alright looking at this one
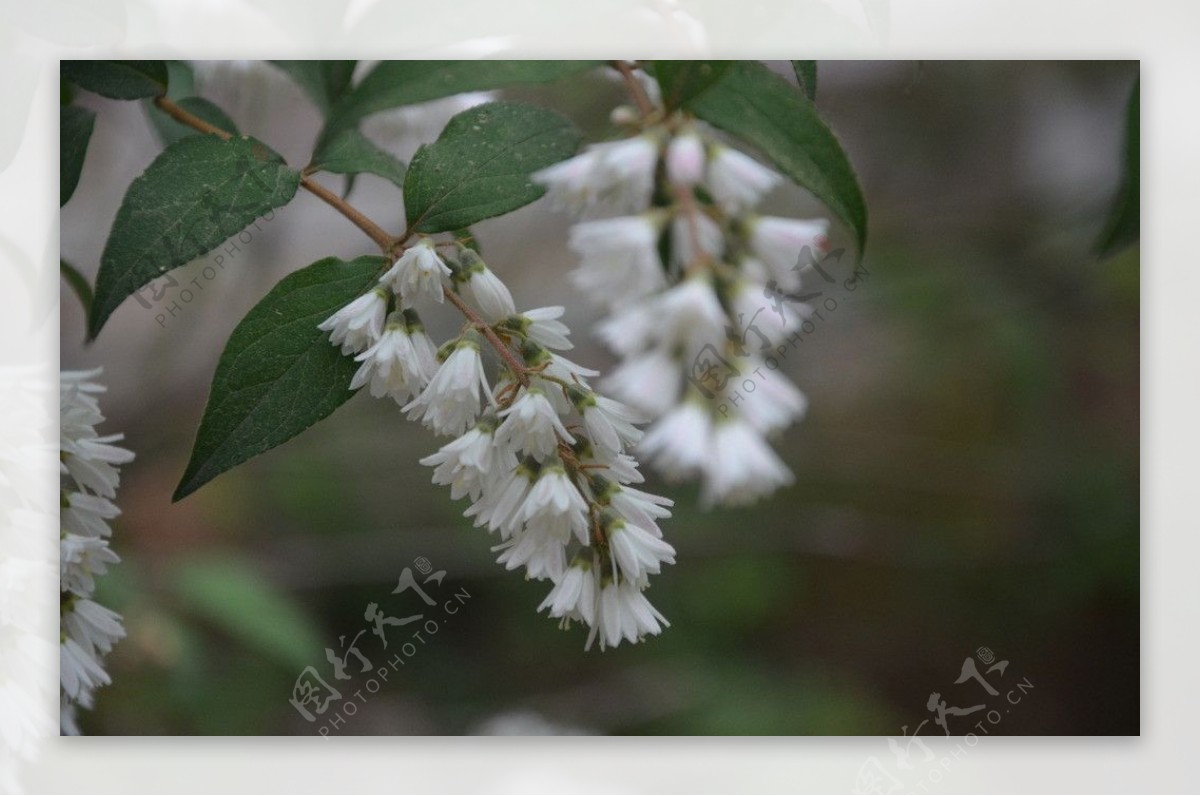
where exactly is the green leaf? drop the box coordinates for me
[170,554,324,671]
[652,61,732,109]
[687,61,867,253]
[310,128,406,189]
[173,255,385,501]
[791,60,817,101]
[322,60,597,145]
[60,105,95,206]
[151,96,240,145]
[271,60,356,115]
[404,101,581,234]
[89,135,301,339]
[60,260,93,314]
[1098,78,1139,258]
[61,60,168,100]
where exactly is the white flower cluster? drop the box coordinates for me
[533,73,830,506]
[319,240,676,650]
[60,369,132,735]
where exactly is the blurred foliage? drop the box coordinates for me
[77,61,1138,736]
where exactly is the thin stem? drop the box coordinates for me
[443,290,530,386]
[674,184,713,276]
[154,96,396,253]
[613,60,655,118]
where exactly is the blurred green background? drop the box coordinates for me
[60,60,1139,735]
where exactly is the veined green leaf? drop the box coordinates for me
[270,60,356,115]
[404,101,581,234]
[791,60,817,101]
[60,105,95,206]
[322,60,597,145]
[687,61,866,253]
[310,128,406,189]
[89,135,301,339]
[62,60,168,100]
[173,255,386,501]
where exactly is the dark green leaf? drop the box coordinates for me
[653,61,733,109]
[270,60,356,115]
[687,61,867,253]
[61,60,168,100]
[173,255,385,501]
[60,260,93,314]
[60,105,95,206]
[404,101,581,234]
[791,60,817,101]
[1098,78,1139,258]
[322,60,597,145]
[151,96,240,145]
[170,555,323,670]
[310,128,405,188]
[89,135,301,339]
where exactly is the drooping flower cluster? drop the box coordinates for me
[319,239,676,650]
[534,65,829,506]
[60,369,132,735]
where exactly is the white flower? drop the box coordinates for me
[568,215,667,306]
[350,315,431,405]
[749,216,830,281]
[495,387,574,460]
[461,259,516,321]
[578,393,646,458]
[538,560,598,626]
[62,599,124,656]
[61,534,119,596]
[318,287,388,355]
[734,361,808,434]
[595,301,657,357]
[464,460,536,534]
[607,518,676,582]
[600,349,684,418]
[654,275,727,355]
[404,338,491,436]
[671,209,724,269]
[702,418,793,505]
[730,280,810,346]
[588,579,669,651]
[533,135,660,214]
[61,435,134,499]
[63,492,119,538]
[60,637,110,699]
[493,523,568,581]
[519,306,573,351]
[706,145,781,211]
[606,483,674,536]
[639,401,713,478]
[519,464,589,545]
[380,239,452,306]
[666,130,706,186]
[419,419,510,502]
